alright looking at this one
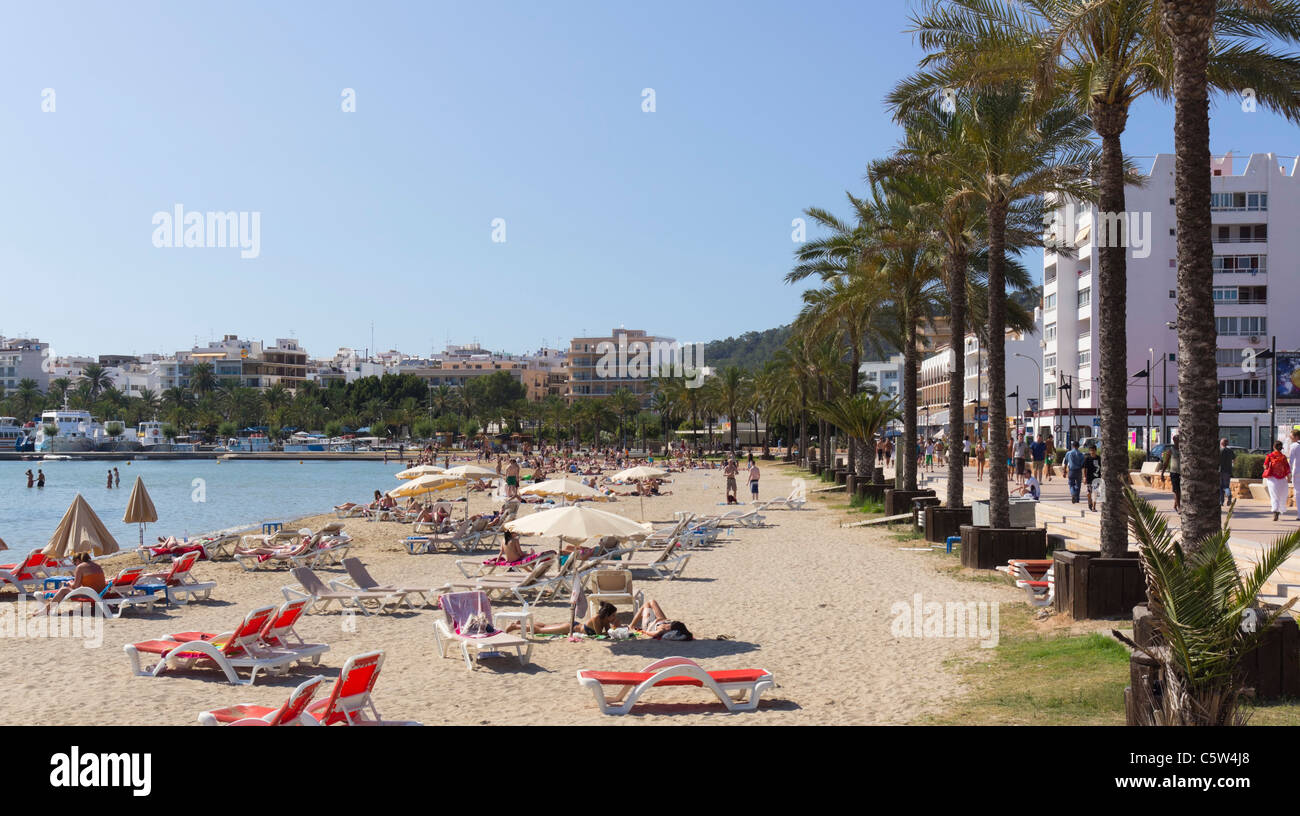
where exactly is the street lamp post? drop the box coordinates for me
[1013,352,1041,438]
[1134,362,1151,453]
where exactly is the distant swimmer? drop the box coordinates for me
[114,467,120,487]
[37,469,45,488]
[107,469,113,489]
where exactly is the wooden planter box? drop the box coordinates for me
[1129,604,1300,706]
[924,505,972,544]
[884,488,935,517]
[858,482,891,503]
[959,525,1047,570]
[1053,550,1146,620]
[911,496,942,533]
[809,463,821,476]
[834,469,848,486]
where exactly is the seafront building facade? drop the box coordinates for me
[0,337,50,394]
[565,329,675,407]
[1042,152,1300,449]
[916,323,1043,444]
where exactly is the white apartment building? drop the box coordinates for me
[860,354,904,399]
[1043,151,1297,449]
[0,337,50,394]
[916,322,1042,442]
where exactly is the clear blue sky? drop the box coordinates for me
[3,1,1297,361]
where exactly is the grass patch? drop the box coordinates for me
[927,621,1131,725]
[889,524,925,543]
[848,493,885,514]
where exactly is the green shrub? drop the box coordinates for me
[1233,453,1266,479]
[1127,449,1147,471]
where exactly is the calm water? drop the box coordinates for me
[0,459,402,552]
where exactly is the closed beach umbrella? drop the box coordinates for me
[122,476,158,547]
[521,477,604,502]
[44,494,120,558]
[395,464,445,480]
[504,504,650,542]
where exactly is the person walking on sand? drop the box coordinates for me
[505,458,520,499]
[747,461,760,501]
[723,458,738,504]
[1264,441,1291,522]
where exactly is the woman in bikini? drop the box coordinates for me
[505,602,620,636]
[630,598,694,641]
[37,553,106,615]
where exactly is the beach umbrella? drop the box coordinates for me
[520,478,604,504]
[609,466,667,520]
[395,464,445,480]
[610,466,667,481]
[387,473,466,499]
[442,464,500,479]
[122,476,159,547]
[504,504,651,542]
[44,494,120,558]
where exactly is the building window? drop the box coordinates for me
[1044,293,1056,310]
[1213,286,1238,303]
[1080,388,1091,400]
[1045,323,1056,342]
[1043,353,1056,371]
[1210,192,1268,212]
[1078,350,1090,367]
[1212,254,1266,273]
[1216,316,1267,336]
[1044,383,1056,399]
[1219,379,1265,398]
[1076,287,1091,308]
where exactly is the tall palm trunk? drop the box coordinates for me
[945,246,968,508]
[1165,0,1220,547]
[847,339,860,476]
[1094,100,1132,558]
[800,403,809,468]
[987,199,1010,527]
[902,317,919,490]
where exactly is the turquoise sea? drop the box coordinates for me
[0,460,402,552]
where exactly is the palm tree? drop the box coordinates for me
[711,367,753,454]
[607,388,640,449]
[262,384,291,426]
[80,363,111,398]
[1160,0,1300,543]
[189,362,217,397]
[874,103,983,508]
[48,377,72,407]
[815,392,901,476]
[13,378,41,422]
[903,0,1300,556]
[1118,489,1300,724]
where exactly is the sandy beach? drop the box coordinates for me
[1,465,1022,725]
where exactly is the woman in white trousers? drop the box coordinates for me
[1263,441,1292,522]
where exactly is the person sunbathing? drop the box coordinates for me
[497,531,530,563]
[505,602,620,637]
[630,599,694,641]
[36,553,106,616]
[234,532,311,558]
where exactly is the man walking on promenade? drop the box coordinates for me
[1013,433,1029,486]
[1064,440,1086,504]
[1030,434,1046,481]
[1219,438,1236,507]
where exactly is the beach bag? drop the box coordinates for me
[1266,454,1291,480]
[461,612,493,636]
